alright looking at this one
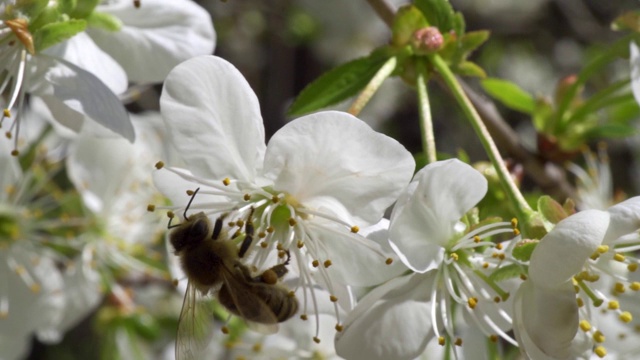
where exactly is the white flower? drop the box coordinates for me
[566,144,614,211]
[335,159,520,360]
[513,197,640,359]
[153,55,415,340]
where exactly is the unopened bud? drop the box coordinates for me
[411,27,444,54]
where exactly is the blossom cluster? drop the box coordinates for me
[1,1,640,360]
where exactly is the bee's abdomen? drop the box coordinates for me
[255,285,299,322]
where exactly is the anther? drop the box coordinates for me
[258,232,266,239]
[276,243,284,251]
[223,178,231,186]
[631,282,640,291]
[288,291,295,297]
[608,301,620,310]
[313,337,321,344]
[350,226,359,233]
[454,338,462,346]
[489,335,498,343]
[300,314,308,320]
[252,343,262,352]
[134,0,141,7]
[260,242,268,248]
[613,253,626,262]
[513,228,521,236]
[473,235,481,243]
[146,204,155,212]
[167,211,175,219]
[323,260,332,268]
[236,220,244,227]
[221,326,230,334]
[493,296,501,303]
[330,295,338,302]
[154,161,164,169]
[385,258,393,265]
[628,263,638,272]
[5,132,11,139]
[278,250,286,258]
[596,245,609,254]
[271,195,279,203]
[496,243,503,250]
[312,260,319,267]
[577,298,585,307]
[438,337,445,346]
[297,240,304,248]
[450,253,459,261]
[335,324,344,332]
[594,346,607,358]
[620,312,633,323]
[519,274,527,281]
[243,194,251,201]
[467,297,478,309]
[482,262,489,268]
[267,226,275,233]
[593,331,605,343]
[289,218,297,226]
[11,150,18,157]
[172,279,179,287]
[3,109,10,117]
[511,218,518,227]
[614,282,626,293]
[580,320,591,331]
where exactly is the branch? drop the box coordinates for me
[366,0,395,28]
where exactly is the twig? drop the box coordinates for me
[365,0,395,28]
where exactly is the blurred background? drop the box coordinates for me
[24,0,640,358]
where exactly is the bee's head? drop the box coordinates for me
[169,212,211,253]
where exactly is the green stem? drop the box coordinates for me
[416,59,437,164]
[348,56,397,116]
[430,54,532,220]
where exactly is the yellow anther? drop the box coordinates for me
[258,232,266,238]
[243,194,251,201]
[620,311,633,323]
[473,235,481,243]
[385,258,393,265]
[276,243,284,251]
[223,178,231,186]
[289,218,297,226]
[597,245,609,254]
[10,150,18,157]
[496,243,503,250]
[594,346,607,358]
[3,109,10,117]
[5,18,35,54]
[300,314,308,320]
[511,218,518,227]
[467,297,478,309]
[146,204,155,212]
[267,226,275,233]
[608,301,620,310]
[498,253,505,260]
[312,260,319,267]
[221,326,230,334]
[260,242,268,248]
[520,274,527,281]
[278,250,286,259]
[454,338,462,346]
[630,282,640,291]
[614,282,626,293]
[330,295,338,302]
[335,324,344,332]
[167,211,175,219]
[271,195,279,203]
[297,240,304,248]
[450,253,459,261]
[576,297,585,307]
[236,219,244,227]
[593,330,605,343]
[613,253,626,262]
[481,262,489,269]
[154,161,164,169]
[324,260,332,268]
[252,343,262,352]
[313,337,321,344]
[628,263,638,272]
[489,335,498,343]
[186,190,194,196]
[438,337,445,346]
[350,226,359,233]
[513,228,521,236]
[579,320,592,331]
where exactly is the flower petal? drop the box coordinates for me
[604,196,640,244]
[89,0,215,83]
[263,111,415,225]
[529,209,609,289]
[513,280,578,359]
[335,273,433,360]
[160,56,265,181]
[389,159,486,272]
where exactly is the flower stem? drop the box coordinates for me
[416,59,437,164]
[429,54,532,219]
[348,56,397,116]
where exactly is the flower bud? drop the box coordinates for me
[411,27,444,54]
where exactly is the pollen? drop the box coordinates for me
[154,161,164,169]
[223,178,231,186]
[146,204,155,212]
[323,260,332,268]
[350,226,359,233]
[385,258,393,265]
[467,297,478,309]
[594,346,607,358]
[450,253,459,261]
[620,311,632,323]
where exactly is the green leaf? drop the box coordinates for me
[454,61,486,78]
[481,78,536,113]
[70,0,99,19]
[86,11,122,32]
[14,0,49,18]
[392,5,428,47]
[583,123,637,140]
[57,0,76,15]
[612,10,640,32]
[488,263,524,282]
[33,19,86,52]
[287,52,391,117]
[511,239,539,262]
[458,30,490,57]
[414,0,456,33]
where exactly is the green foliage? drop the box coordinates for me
[392,5,429,46]
[33,19,86,52]
[69,0,100,19]
[86,11,123,32]
[13,0,49,18]
[481,78,535,113]
[612,10,640,32]
[287,51,392,116]
[489,263,524,282]
[511,239,538,262]
[414,0,463,34]
[537,195,569,227]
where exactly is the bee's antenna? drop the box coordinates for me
[184,187,201,219]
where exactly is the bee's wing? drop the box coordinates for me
[220,266,279,334]
[175,281,214,360]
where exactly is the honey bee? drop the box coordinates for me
[169,188,298,359]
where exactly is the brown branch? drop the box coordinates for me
[365,0,395,28]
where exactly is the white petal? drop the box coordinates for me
[513,281,577,360]
[37,57,134,141]
[604,196,640,244]
[335,273,433,360]
[42,32,127,94]
[90,0,215,83]
[631,42,640,106]
[389,159,486,272]
[263,111,415,225]
[529,210,609,289]
[160,56,265,182]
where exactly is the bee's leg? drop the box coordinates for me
[255,251,290,285]
[238,207,255,258]
[212,212,229,241]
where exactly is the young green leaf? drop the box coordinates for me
[287,53,392,117]
[481,78,536,114]
[392,5,428,47]
[414,0,457,33]
[70,0,100,19]
[33,19,86,52]
[454,60,486,78]
[86,11,123,32]
[583,123,637,140]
